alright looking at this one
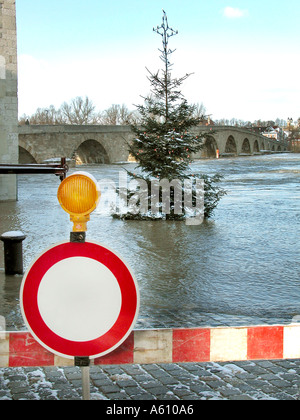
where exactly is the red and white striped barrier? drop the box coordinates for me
[1,325,300,368]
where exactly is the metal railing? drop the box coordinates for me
[0,157,69,181]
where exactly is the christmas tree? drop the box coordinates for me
[115,10,225,222]
[129,10,204,181]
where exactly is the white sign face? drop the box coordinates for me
[37,257,122,342]
[20,241,139,359]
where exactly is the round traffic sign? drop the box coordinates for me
[20,241,139,360]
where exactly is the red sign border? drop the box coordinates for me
[20,241,139,360]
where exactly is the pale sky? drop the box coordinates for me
[16,0,300,122]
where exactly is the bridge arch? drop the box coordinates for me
[253,140,259,153]
[241,138,251,154]
[202,136,218,158]
[19,146,37,164]
[74,139,110,165]
[225,136,237,155]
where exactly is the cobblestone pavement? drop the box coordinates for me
[1,359,300,400]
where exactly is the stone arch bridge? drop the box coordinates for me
[18,125,288,164]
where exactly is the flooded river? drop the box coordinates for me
[0,153,299,330]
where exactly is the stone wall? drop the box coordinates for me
[0,0,18,201]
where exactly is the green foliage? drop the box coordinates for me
[200,173,227,219]
[113,173,226,221]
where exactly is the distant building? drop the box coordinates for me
[262,127,287,142]
[199,115,215,126]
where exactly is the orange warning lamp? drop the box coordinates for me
[57,172,101,232]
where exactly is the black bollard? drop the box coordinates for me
[0,231,26,275]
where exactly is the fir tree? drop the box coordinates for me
[115,11,226,221]
[129,10,205,181]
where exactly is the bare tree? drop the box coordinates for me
[18,97,141,126]
[60,96,100,125]
[100,104,134,125]
[192,102,207,119]
[19,105,64,125]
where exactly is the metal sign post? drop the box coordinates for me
[71,231,90,401]
[75,357,90,401]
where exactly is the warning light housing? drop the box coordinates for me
[57,172,101,232]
